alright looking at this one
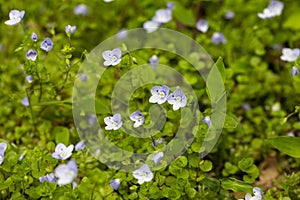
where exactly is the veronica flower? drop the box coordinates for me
[242,187,263,200]
[39,173,57,183]
[196,19,209,33]
[40,37,53,52]
[211,32,226,44]
[26,49,37,61]
[152,9,172,23]
[21,97,29,107]
[167,88,187,110]
[258,0,284,19]
[152,152,164,164]
[149,55,159,69]
[152,138,165,147]
[149,85,170,104]
[292,66,299,77]
[130,110,145,128]
[110,179,121,190]
[202,116,212,127]
[280,48,300,62]
[166,2,175,10]
[0,142,7,165]
[143,20,161,33]
[132,164,153,185]
[55,160,78,186]
[72,182,78,189]
[65,25,76,35]
[102,48,122,66]
[4,10,25,26]
[104,113,123,130]
[88,114,97,125]
[26,75,33,83]
[74,4,89,16]
[225,11,235,20]
[116,28,128,40]
[52,143,74,160]
[75,141,85,151]
[31,32,38,42]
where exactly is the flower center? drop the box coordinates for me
[113,122,117,126]
[68,171,74,177]
[111,55,117,61]
[60,152,66,158]
[176,96,181,102]
[159,92,165,98]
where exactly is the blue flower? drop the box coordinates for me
[149,85,170,104]
[31,32,38,42]
[75,141,85,151]
[19,153,25,161]
[152,152,163,164]
[143,20,161,33]
[102,48,122,66]
[202,116,212,127]
[110,179,121,190]
[211,32,226,44]
[104,114,123,130]
[4,10,25,26]
[280,48,300,62]
[225,11,235,20]
[52,143,74,160]
[65,25,76,35]
[88,114,97,125]
[116,28,128,40]
[0,142,7,165]
[26,49,37,61]
[21,97,29,107]
[166,2,175,10]
[80,74,87,82]
[130,110,145,128]
[292,66,299,77]
[196,19,209,33]
[149,55,159,69]
[244,187,263,200]
[72,181,78,189]
[132,164,153,185]
[167,88,187,110]
[55,160,78,186]
[74,4,89,16]
[40,37,53,52]
[39,173,57,183]
[152,9,172,23]
[152,138,165,147]
[258,0,284,19]
[26,75,33,83]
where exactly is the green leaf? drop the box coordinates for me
[206,58,226,104]
[266,136,300,158]
[224,113,239,128]
[215,57,226,83]
[172,4,195,26]
[283,12,300,30]
[199,160,213,172]
[221,178,253,193]
[0,177,13,190]
[54,126,70,145]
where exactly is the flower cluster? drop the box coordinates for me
[149,85,187,110]
[143,2,173,33]
[38,141,84,186]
